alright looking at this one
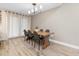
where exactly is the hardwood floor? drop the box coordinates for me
[0,37,79,56]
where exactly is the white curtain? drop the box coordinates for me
[8,13,13,37]
[7,12,30,38]
[20,16,28,36]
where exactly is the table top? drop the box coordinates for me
[31,30,54,36]
[37,32,49,36]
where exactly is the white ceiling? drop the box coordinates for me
[0,3,62,15]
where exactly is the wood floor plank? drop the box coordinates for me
[0,37,79,56]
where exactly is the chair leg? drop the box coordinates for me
[28,40,30,43]
[31,40,33,45]
[38,40,40,50]
[0,42,1,47]
[48,40,50,45]
[34,42,35,48]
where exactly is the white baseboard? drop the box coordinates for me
[50,39,79,50]
[8,36,24,39]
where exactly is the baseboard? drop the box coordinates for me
[50,39,79,50]
[8,36,24,39]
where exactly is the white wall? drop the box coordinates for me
[31,3,79,46]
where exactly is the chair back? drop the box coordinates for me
[40,29,43,32]
[32,33,40,42]
[28,30,33,38]
[45,29,50,33]
[24,29,28,36]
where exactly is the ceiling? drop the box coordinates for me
[0,3,62,15]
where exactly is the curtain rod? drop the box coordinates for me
[4,10,27,16]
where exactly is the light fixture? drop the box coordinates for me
[28,10,31,14]
[31,9,34,12]
[28,3,43,15]
[35,7,38,11]
[39,5,43,9]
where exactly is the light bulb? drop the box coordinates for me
[40,5,43,9]
[28,11,31,14]
[35,7,38,11]
[31,9,34,12]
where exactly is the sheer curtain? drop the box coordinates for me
[20,16,28,36]
[7,12,31,38]
[7,13,20,38]
[8,12,13,37]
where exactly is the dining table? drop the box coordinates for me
[36,31,50,49]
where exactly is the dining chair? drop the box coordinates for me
[24,29,28,41]
[27,30,34,44]
[32,31,41,50]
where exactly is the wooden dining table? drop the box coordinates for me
[37,31,50,49]
[31,30,49,36]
